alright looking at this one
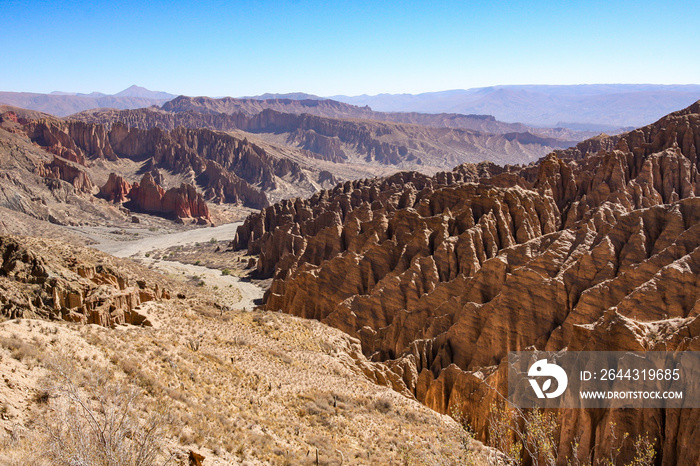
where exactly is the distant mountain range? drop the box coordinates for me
[243,92,325,101]
[0,85,177,116]
[158,95,590,139]
[329,84,700,130]
[3,84,700,132]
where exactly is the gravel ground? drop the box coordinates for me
[83,222,264,311]
[84,222,242,258]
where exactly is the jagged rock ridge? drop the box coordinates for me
[0,112,129,229]
[160,95,594,139]
[36,156,96,194]
[232,101,700,464]
[0,106,353,230]
[0,235,170,326]
[23,118,281,209]
[123,173,211,223]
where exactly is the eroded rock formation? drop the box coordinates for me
[100,173,132,203]
[233,101,700,464]
[26,119,117,164]
[36,156,95,194]
[159,95,588,140]
[71,105,573,168]
[121,173,211,223]
[24,119,280,209]
[0,235,170,326]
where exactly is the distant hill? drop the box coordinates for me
[74,97,578,172]
[244,92,325,101]
[160,95,594,140]
[330,84,700,129]
[161,95,363,118]
[0,85,176,117]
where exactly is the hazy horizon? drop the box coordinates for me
[4,82,700,100]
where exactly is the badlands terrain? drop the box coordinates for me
[0,89,698,464]
[232,100,700,465]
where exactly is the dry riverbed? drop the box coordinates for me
[83,222,265,311]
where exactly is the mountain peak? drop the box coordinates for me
[113,85,175,100]
[117,84,146,93]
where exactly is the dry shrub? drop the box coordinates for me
[37,357,172,466]
[460,400,657,466]
[268,349,293,364]
[372,397,392,414]
[0,336,41,363]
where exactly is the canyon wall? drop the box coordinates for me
[24,119,282,209]
[72,105,573,168]
[125,173,211,222]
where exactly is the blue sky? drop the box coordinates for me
[2,0,699,96]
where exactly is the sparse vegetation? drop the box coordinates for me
[453,401,657,466]
[39,358,170,466]
[0,306,473,464]
[0,235,483,465]
[372,397,392,414]
[0,335,41,364]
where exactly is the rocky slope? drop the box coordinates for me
[0,111,131,229]
[232,101,700,464]
[0,106,384,234]
[72,105,575,171]
[36,155,96,194]
[33,115,311,203]
[24,118,287,209]
[0,235,170,326]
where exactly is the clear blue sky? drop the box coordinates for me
[2,0,699,96]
